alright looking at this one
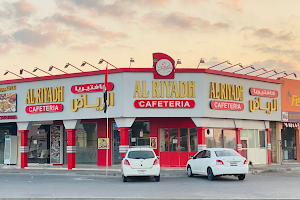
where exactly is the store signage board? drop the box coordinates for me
[0,115,17,120]
[26,104,63,113]
[71,82,114,93]
[210,100,244,111]
[250,88,278,98]
[153,53,175,79]
[134,100,195,108]
[282,111,300,123]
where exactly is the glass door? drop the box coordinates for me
[169,128,179,166]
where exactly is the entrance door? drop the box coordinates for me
[161,128,189,167]
[282,127,297,160]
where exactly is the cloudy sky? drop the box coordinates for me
[0,0,299,80]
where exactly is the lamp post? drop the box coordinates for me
[129,58,135,68]
[81,61,101,70]
[4,70,24,79]
[65,63,84,72]
[98,59,117,69]
[48,65,67,74]
[197,58,205,69]
[20,69,38,77]
[33,67,52,76]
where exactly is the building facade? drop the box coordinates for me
[0,53,282,169]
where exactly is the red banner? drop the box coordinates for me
[250,88,278,98]
[71,82,114,93]
[134,100,195,108]
[0,115,17,120]
[210,100,244,111]
[26,104,63,113]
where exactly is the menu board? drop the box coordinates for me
[50,125,63,164]
[0,93,17,113]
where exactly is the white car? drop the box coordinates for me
[121,147,160,182]
[186,148,248,181]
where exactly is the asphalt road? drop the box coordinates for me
[1,171,300,199]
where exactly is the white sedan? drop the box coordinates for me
[121,147,160,182]
[186,148,248,181]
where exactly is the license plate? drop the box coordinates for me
[230,161,238,166]
[138,170,146,174]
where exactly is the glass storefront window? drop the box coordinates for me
[169,128,178,151]
[129,121,150,146]
[224,130,236,149]
[214,129,223,148]
[240,129,259,148]
[259,130,266,148]
[76,122,97,164]
[206,129,213,148]
[189,128,197,152]
[112,122,120,165]
[180,128,188,152]
[160,128,168,152]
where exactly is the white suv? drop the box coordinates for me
[121,147,160,182]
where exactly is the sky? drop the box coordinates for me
[0,0,300,80]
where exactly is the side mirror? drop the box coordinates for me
[157,156,159,159]
[118,156,123,160]
[190,156,194,159]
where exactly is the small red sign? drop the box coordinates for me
[250,88,278,98]
[0,115,17,120]
[71,82,114,93]
[134,100,195,108]
[210,100,244,111]
[153,53,175,79]
[26,104,63,113]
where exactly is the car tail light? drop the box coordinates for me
[244,160,247,164]
[216,160,224,165]
[124,159,130,166]
[153,158,159,165]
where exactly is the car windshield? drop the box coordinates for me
[128,150,155,159]
[214,149,240,157]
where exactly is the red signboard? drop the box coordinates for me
[250,88,278,98]
[26,104,63,113]
[210,100,244,111]
[153,53,175,79]
[0,115,17,120]
[71,82,114,93]
[134,100,195,108]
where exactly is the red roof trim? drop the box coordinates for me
[0,68,281,85]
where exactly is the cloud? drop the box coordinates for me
[252,28,296,41]
[12,29,60,48]
[13,0,37,17]
[141,12,230,31]
[253,28,274,38]
[56,0,136,19]
[130,0,171,6]
[69,43,99,51]
[216,0,242,12]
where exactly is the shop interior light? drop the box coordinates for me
[244,67,266,75]
[3,70,24,79]
[20,69,38,77]
[129,58,135,68]
[208,60,231,69]
[197,58,205,69]
[256,69,277,77]
[98,58,118,69]
[64,63,83,72]
[48,65,68,74]
[233,65,255,73]
[81,61,101,70]
[33,67,53,76]
[220,63,243,71]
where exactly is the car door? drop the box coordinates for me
[191,151,204,174]
[199,150,211,174]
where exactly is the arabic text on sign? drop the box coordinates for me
[0,86,16,92]
[0,115,17,120]
[210,100,244,111]
[134,100,195,108]
[71,82,114,94]
[249,97,278,114]
[250,88,278,98]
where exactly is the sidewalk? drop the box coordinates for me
[1,161,300,177]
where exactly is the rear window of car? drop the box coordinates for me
[214,150,240,157]
[128,150,155,159]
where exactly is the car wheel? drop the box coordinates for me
[207,168,215,181]
[238,174,246,180]
[155,175,160,182]
[122,174,127,182]
[187,166,194,177]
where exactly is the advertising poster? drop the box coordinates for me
[98,138,109,149]
[0,93,17,113]
[150,137,157,149]
[50,125,63,164]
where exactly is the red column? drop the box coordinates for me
[266,128,272,165]
[19,130,29,169]
[236,128,242,154]
[118,127,130,162]
[66,129,76,170]
[197,127,207,151]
